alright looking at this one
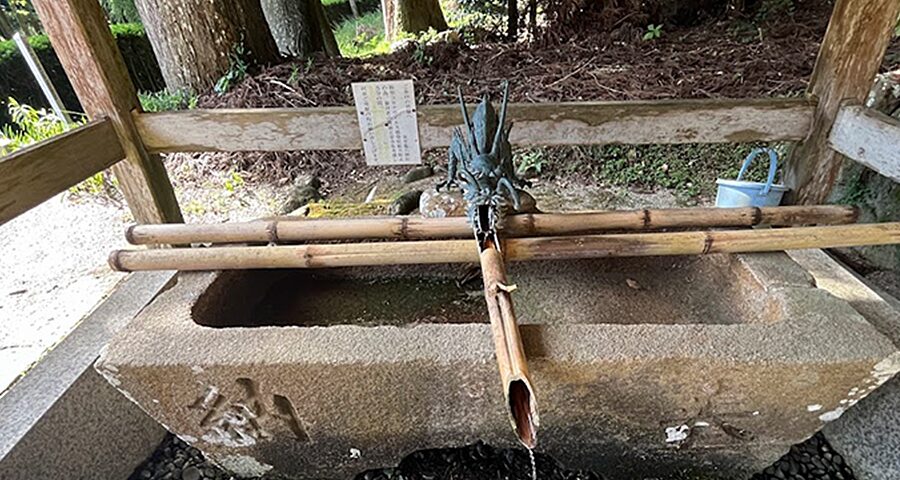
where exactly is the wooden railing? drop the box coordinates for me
[133,97,814,152]
[0,119,123,225]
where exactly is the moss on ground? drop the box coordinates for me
[519,142,787,202]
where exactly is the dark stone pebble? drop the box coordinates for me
[128,435,231,480]
[751,432,856,480]
[181,466,201,480]
[403,165,435,184]
[388,189,423,215]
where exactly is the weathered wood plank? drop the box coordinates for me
[135,97,815,153]
[784,0,900,204]
[829,105,900,182]
[0,120,124,225]
[32,0,182,224]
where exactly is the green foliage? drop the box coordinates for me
[642,23,663,41]
[215,41,250,94]
[411,41,434,66]
[333,10,392,57]
[0,24,164,127]
[0,0,42,37]
[517,149,547,176]
[0,98,115,196]
[139,89,198,112]
[223,170,245,192]
[0,97,79,155]
[100,0,141,23]
[443,0,505,40]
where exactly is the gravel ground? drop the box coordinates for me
[132,432,854,480]
[128,435,234,480]
[0,193,129,394]
[0,168,281,397]
[752,433,854,480]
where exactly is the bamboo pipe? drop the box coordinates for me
[480,241,538,448]
[124,205,859,245]
[109,222,900,272]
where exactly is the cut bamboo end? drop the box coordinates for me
[123,205,859,246]
[109,222,900,272]
[508,376,539,449]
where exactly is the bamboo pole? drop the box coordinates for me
[124,205,859,245]
[109,222,900,272]
[480,241,538,448]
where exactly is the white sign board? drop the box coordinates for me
[351,80,422,166]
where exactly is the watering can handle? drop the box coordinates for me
[736,148,779,196]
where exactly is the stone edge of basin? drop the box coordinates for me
[97,252,899,369]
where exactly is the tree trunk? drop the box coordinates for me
[134,0,280,92]
[261,0,341,58]
[383,0,448,41]
[349,0,360,18]
[527,0,536,38]
[507,0,518,41]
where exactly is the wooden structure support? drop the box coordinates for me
[31,0,182,224]
[829,105,900,182]
[784,0,900,204]
[0,120,123,225]
[134,98,814,152]
[108,222,900,272]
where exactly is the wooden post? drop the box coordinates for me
[31,0,182,224]
[784,0,900,204]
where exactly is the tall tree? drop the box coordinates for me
[134,0,280,92]
[381,0,448,42]
[507,0,518,40]
[261,0,340,58]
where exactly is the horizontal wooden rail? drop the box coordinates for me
[135,97,815,153]
[829,105,900,182]
[0,119,124,225]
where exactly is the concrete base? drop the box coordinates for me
[0,272,174,480]
[96,254,900,479]
[791,250,900,480]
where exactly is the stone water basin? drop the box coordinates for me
[97,253,900,479]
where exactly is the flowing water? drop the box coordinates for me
[528,447,537,480]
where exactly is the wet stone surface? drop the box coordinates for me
[132,432,855,480]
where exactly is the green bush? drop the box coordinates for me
[0,23,165,127]
[0,98,76,155]
[101,0,142,24]
[138,89,198,112]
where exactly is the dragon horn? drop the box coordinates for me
[458,86,479,155]
[491,81,510,156]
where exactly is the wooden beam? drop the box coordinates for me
[134,98,814,153]
[31,0,182,224]
[829,105,900,182]
[784,0,900,204]
[0,120,124,225]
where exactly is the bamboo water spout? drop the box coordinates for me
[123,205,859,246]
[480,239,538,448]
